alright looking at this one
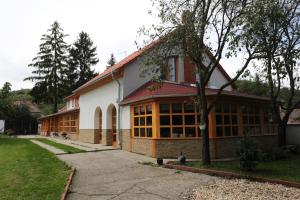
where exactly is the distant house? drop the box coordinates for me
[39,42,278,159]
[286,108,300,145]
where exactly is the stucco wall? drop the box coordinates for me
[287,125,300,145]
[79,78,130,130]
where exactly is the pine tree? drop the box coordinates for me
[25,21,69,113]
[68,31,99,90]
[107,53,116,68]
[1,82,12,99]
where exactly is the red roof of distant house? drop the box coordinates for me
[121,81,271,105]
[14,100,41,113]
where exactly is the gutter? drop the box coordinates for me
[111,71,122,149]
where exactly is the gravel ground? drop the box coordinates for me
[194,179,300,200]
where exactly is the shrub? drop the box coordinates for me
[260,147,289,162]
[236,137,260,171]
[287,145,300,155]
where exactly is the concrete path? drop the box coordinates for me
[46,137,115,152]
[30,139,66,155]
[58,150,218,200]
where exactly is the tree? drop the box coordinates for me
[107,53,116,68]
[241,0,300,146]
[139,0,261,165]
[25,21,69,113]
[1,82,12,98]
[68,31,99,90]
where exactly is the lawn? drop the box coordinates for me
[0,136,70,200]
[35,138,85,154]
[186,154,300,183]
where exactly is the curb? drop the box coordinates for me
[164,161,300,189]
[60,167,76,200]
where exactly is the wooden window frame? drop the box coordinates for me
[158,102,201,139]
[132,104,153,138]
[241,104,261,136]
[215,103,239,138]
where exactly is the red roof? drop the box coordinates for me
[121,81,271,105]
[73,41,158,93]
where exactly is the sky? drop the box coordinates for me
[0,0,242,91]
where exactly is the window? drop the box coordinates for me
[241,105,261,136]
[263,106,278,135]
[161,57,178,82]
[58,112,78,134]
[133,104,152,138]
[215,103,238,137]
[159,102,200,138]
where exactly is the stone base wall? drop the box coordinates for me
[210,135,278,159]
[79,129,99,143]
[102,129,113,146]
[131,138,153,157]
[120,129,131,151]
[155,139,202,159]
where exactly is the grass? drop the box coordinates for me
[0,136,70,200]
[35,138,85,154]
[186,154,300,183]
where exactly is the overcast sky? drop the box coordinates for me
[0,0,242,91]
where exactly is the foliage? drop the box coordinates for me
[25,21,69,113]
[236,137,260,171]
[67,31,99,91]
[0,82,12,98]
[239,0,300,146]
[260,147,288,162]
[0,137,70,200]
[107,53,116,68]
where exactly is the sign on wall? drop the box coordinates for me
[0,120,5,133]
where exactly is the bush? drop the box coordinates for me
[260,147,289,162]
[287,145,300,155]
[237,137,260,171]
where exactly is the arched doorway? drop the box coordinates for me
[94,107,102,144]
[107,104,117,146]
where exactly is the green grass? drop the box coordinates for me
[186,155,300,183]
[0,136,70,200]
[35,138,85,154]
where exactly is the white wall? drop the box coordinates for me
[79,77,130,130]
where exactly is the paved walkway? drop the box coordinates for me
[58,150,218,200]
[31,139,66,154]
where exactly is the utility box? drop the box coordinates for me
[0,120,5,133]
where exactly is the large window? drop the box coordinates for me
[58,112,78,134]
[159,102,200,138]
[133,104,153,138]
[161,57,178,82]
[215,104,238,137]
[241,105,261,136]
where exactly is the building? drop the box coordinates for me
[40,43,278,159]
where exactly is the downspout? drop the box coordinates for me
[111,71,122,149]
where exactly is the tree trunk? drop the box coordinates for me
[278,120,287,147]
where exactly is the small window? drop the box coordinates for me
[160,104,170,113]
[160,128,171,138]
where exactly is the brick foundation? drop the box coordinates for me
[131,138,153,157]
[78,129,99,143]
[120,129,131,151]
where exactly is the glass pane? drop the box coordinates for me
[255,116,260,124]
[184,103,194,113]
[223,104,230,113]
[140,106,145,115]
[172,103,182,113]
[232,126,238,136]
[160,128,171,138]
[134,128,139,137]
[146,105,152,114]
[225,127,231,136]
[160,104,170,113]
[243,116,248,124]
[215,104,222,113]
[185,127,196,137]
[185,115,195,125]
[140,128,145,137]
[140,117,145,126]
[134,107,139,115]
[172,127,183,137]
[224,115,230,124]
[249,116,255,124]
[216,115,223,125]
[147,128,152,137]
[168,57,176,82]
[231,105,237,113]
[216,127,223,137]
[241,105,247,113]
[146,116,152,126]
[232,115,237,124]
[172,115,183,125]
[160,116,170,125]
[134,117,139,126]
